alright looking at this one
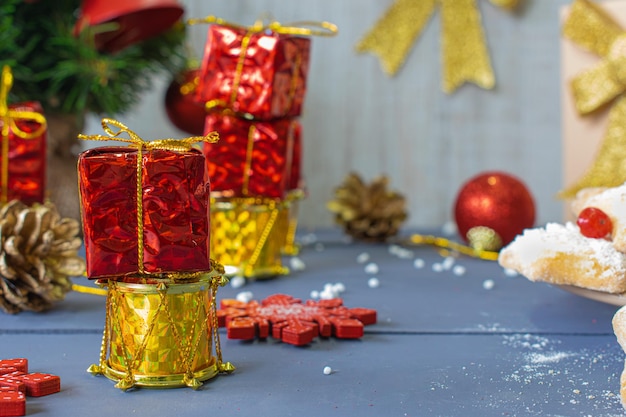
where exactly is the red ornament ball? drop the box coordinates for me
[164,68,206,135]
[577,207,612,239]
[454,171,536,247]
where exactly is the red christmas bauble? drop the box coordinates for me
[164,68,206,135]
[454,171,535,247]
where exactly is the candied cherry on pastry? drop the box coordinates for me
[576,207,613,239]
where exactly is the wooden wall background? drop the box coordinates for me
[83,0,578,230]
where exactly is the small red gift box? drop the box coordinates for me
[204,112,301,198]
[195,21,312,120]
[78,119,217,279]
[0,67,47,205]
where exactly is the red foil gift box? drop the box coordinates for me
[196,22,311,120]
[0,67,47,205]
[78,119,218,279]
[204,112,301,199]
[191,17,337,120]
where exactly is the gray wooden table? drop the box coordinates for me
[1,230,624,416]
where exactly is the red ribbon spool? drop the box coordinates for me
[74,0,184,53]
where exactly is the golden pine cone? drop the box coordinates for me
[327,172,408,242]
[0,200,86,314]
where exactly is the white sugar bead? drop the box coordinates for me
[388,245,401,255]
[230,275,246,289]
[364,262,379,275]
[356,252,370,264]
[482,279,495,290]
[396,248,414,259]
[442,257,455,270]
[324,283,335,292]
[236,291,254,303]
[503,268,519,277]
[432,263,444,272]
[332,283,346,294]
[320,289,336,300]
[323,366,332,375]
[452,265,466,276]
[310,290,320,300]
[413,258,425,269]
[368,277,380,288]
[289,257,306,271]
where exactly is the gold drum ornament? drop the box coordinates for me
[87,272,234,391]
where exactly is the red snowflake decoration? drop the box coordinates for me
[217,294,377,346]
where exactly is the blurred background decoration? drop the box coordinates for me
[0,0,187,221]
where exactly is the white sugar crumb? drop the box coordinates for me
[452,265,466,276]
[356,252,370,264]
[503,268,518,277]
[230,275,246,289]
[289,257,306,271]
[482,279,495,290]
[432,263,444,272]
[323,366,332,375]
[313,282,345,300]
[236,291,253,303]
[364,262,379,275]
[413,258,425,269]
[368,277,380,288]
[388,244,414,259]
[441,257,455,270]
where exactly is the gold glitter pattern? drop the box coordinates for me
[355,0,518,93]
[87,271,234,390]
[211,197,291,279]
[560,0,626,197]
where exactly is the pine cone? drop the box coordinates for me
[0,200,86,314]
[327,172,408,242]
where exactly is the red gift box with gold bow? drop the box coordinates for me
[203,112,301,199]
[78,119,219,279]
[191,17,337,120]
[0,67,46,205]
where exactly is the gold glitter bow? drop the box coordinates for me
[0,66,47,203]
[79,118,219,278]
[559,0,626,198]
[355,0,518,93]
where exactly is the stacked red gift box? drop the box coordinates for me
[193,17,336,278]
[0,358,60,417]
[77,119,217,281]
[0,66,47,207]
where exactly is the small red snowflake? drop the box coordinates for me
[217,294,377,346]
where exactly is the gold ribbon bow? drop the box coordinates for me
[0,66,47,203]
[79,118,219,277]
[559,0,626,198]
[187,15,338,38]
[355,0,518,93]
